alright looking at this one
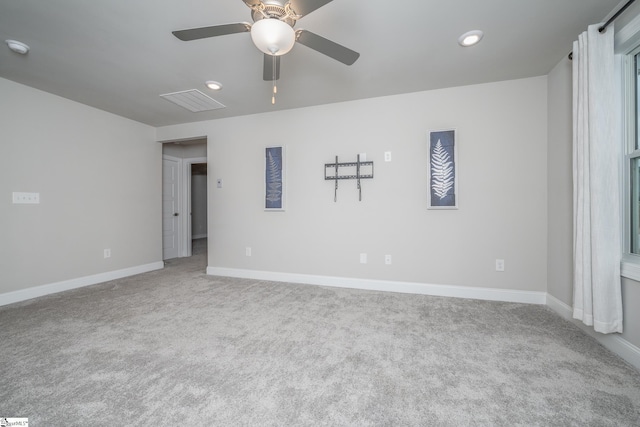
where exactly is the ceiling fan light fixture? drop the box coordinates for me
[458,30,484,47]
[205,80,223,90]
[250,18,295,56]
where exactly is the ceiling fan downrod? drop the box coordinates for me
[272,64,277,104]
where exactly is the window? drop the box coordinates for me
[622,45,640,278]
[613,6,640,281]
[629,49,640,255]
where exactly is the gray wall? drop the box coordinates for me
[622,278,640,347]
[547,58,574,305]
[157,77,548,292]
[0,77,162,293]
[192,173,208,238]
[162,141,206,158]
[546,48,640,349]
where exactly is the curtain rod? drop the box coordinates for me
[568,0,637,60]
[600,0,637,33]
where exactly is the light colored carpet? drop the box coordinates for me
[1,239,639,426]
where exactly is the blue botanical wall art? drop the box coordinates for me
[265,146,285,210]
[428,130,457,209]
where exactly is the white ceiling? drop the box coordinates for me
[0,0,622,127]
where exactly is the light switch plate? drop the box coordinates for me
[12,192,40,204]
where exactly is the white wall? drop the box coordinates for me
[158,77,548,293]
[0,77,162,295]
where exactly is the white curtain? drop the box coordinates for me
[572,23,623,334]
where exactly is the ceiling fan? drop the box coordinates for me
[172,0,360,81]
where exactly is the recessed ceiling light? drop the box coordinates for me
[205,80,223,91]
[5,39,30,55]
[458,30,484,47]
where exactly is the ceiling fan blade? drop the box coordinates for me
[263,54,281,81]
[289,0,334,17]
[172,23,250,41]
[296,30,359,65]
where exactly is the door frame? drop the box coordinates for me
[182,157,207,257]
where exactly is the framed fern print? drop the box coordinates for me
[265,146,285,211]
[428,130,457,209]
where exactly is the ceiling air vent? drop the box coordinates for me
[160,89,226,112]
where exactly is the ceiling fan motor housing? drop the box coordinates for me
[251,1,297,27]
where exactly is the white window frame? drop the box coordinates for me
[619,18,640,281]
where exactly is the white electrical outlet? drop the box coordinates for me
[384,152,392,162]
[495,259,505,272]
[385,254,392,265]
[104,249,111,258]
[246,247,252,257]
[217,178,223,188]
[360,253,367,264]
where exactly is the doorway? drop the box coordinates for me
[161,139,207,260]
[184,159,208,257]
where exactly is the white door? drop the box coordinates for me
[163,156,181,260]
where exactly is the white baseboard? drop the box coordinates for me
[546,294,640,372]
[0,261,164,307]
[206,267,547,305]
[546,293,574,317]
[192,234,207,240]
